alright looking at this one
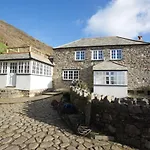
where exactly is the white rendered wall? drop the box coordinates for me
[94,86,128,98]
[30,75,52,90]
[16,75,31,90]
[0,75,7,88]
[93,71,128,98]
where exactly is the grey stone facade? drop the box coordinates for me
[53,44,150,94]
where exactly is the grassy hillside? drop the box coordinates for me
[0,42,7,54]
[0,20,53,55]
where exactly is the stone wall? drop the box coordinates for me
[70,86,150,149]
[53,45,150,94]
[0,88,52,98]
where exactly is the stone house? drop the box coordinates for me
[0,46,54,97]
[53,36,150,97]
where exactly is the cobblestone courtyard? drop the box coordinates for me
[0,96,136,150]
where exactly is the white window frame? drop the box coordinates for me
[62,70,79,80]
[110,49,122,60]
[91,50,104,60]
[31,60,52,76]
[0,62,8,74]
[94,71,127,85]
[75,51,85,61]
[18,61,30,74]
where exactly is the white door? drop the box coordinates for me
[7,62,17,86]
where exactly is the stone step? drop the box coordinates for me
[0,89,25,98]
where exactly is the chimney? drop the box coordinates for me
[138,36,143,41]
[49,56,54,63]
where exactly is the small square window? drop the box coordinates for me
[75,51,85,60]
[110,49,122,60]
[92,50,103,60]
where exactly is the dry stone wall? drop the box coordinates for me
[70,86,150,150]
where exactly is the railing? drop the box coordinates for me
[5,46,49,58]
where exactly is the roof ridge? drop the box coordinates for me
[110,61,127,67]
[116,36,149,44]
[55,38,83,48]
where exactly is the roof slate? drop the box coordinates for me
[0,52,53,65]
[55,36,149,49]
[93,61,127,71]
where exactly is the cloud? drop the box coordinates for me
[84,0,150,38]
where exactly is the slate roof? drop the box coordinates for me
[55,36,149,49]
[93,61,127,71]
[0,52,53,65]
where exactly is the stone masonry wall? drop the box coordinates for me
[53,45,150,94]
[70,86,150,150]
[91,96,150,150]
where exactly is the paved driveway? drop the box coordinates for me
[0,96,135,150]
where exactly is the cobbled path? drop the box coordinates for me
[0,97,136,150]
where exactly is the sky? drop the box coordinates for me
[1,0,150,47]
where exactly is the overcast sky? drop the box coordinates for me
[1,0,150,47]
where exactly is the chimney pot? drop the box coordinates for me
[138,36,143,41]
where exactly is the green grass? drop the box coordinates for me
[0,42,7,54]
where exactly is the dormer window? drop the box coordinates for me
[91,50,104,60]
[75,51,85,61]
[110,49,122,60]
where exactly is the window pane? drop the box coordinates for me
[69,71,73,79]
[36,62,39,74]
[93,51,97,59]
[74,71,79,79]
[2,62,7,73]
[63,71,68,79]
[32,61,36,74]
[111,49,122,59]
[18,62,23,73]
[24,62,29,73]
[76,51,85,60]
[63,70,79,80]
[98,50,103,59]
[10,63,17,73]
[117,50,122,59]
[76,52,80,60]
[81,51,85,60]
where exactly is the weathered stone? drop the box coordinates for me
[5,145,20,150]
[111,144,123,150]
[0,137,12,144]
[40,142,53,148]
[76,138,84,144]
[108,125,116,134]
[128,105,142,114]
[66,146,77,150]
[94,135,114,141]
[125,124,140,137]
[43,135,54,142]
[28,143,39,149]
[77,144,85,150]
[84,142,93,148]
[60,143,70,148]
[25,137,36,144]
[13,136,27,144]
[0,144,9,150]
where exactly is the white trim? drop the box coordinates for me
[110,49,122,60]
[75,51,85,61]
[94,71,127,86]
[62,70,79,80]
[91,50,104,60]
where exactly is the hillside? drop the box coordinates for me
[0,20,53,55]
